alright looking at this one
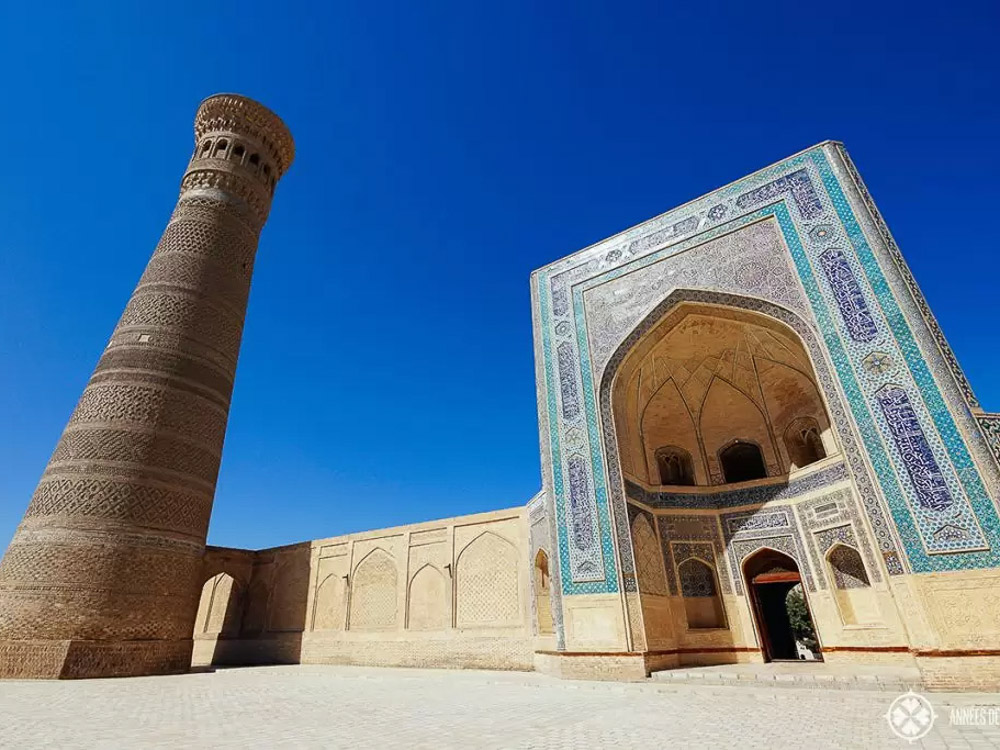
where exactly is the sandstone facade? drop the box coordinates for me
[193,508,536,672]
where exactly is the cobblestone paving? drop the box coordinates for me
[2,665,1000,749]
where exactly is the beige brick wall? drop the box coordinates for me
[193,508,536,671]
[917,655,1000,692]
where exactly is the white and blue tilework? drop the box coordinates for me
[532,142,1000,597]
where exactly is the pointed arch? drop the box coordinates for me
[718,438,768,483]
[741,546,801,578]
[676,557,726,629]
[533,549,555,635]
[195,572,243,637]
[406,564,449,631]
[826,542,878,626]
[630,514,668,595]
[741,547,821,661]
[639,377,704,484]
[783,415,826,469]
[455,531,520,628]
[349,547,398,630]
[701,379,773,481]
[313,572,347,631]
[598,290,865,652]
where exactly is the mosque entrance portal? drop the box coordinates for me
[744,549,821,662]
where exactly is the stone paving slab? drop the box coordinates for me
[651,662,924,692]
[1,665,1000,748]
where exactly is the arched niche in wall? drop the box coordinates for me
[718,439,768,484]
[455,532,520,628]
[630,513,668,596]
[677,557,726,629]
[654,446,695,486]
[784,416,826,470]
[406,564,449,631]
[610,302,838,490]
[533,549,555,636]
[349,548,398,630]
[313,573,347,631]
[826,543,880,626]
[194,572,243,638]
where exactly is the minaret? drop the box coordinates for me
[0,94,294,678]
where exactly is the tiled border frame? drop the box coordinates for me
[532,144,1000,597]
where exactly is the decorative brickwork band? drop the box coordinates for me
[0,94,293,679]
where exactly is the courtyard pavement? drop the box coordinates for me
[2,664,999,749]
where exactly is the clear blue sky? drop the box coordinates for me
[1,1,997,551]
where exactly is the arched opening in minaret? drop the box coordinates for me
[611,303,837,491]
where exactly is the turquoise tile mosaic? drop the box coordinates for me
[533,144,1000,597]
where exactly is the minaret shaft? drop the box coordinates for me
[0,94,293,679]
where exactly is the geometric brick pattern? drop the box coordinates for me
[827,544,871,590]
[0,94,294,678]
[456,533,521,628]
[678,558,718,598]
[630,514,668,596]
[349,549,399,630]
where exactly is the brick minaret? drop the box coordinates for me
[0,94,294,678]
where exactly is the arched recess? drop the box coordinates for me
[640,380,704,484]
[313,573,347,631]
[677,557,726,629]
[608,296,839,491]
[349,548,398,630]
[533,549,555,635]
[630,514,668,596]
[826,543,879,625]
[718,439,768,483]
[784,416,826,470]
[598,291,856,654]
[455,531,521,628]
[742,547,821,661]
[194,572,243,637]
[654,446,695,486]
[701,380,775,480]
[407,564,449,631]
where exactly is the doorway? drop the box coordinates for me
[743,548,821,662]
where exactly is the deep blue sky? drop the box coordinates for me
[1,2,997,550]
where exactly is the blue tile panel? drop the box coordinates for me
[876,386,954,512]
[819,248,879,342]
[535,145,999,596]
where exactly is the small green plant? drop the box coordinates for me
[786,584,818,652]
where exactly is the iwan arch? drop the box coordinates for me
[1,97,998,689]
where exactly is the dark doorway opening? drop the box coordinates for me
[743,548,821,662]
[719,441,768,483]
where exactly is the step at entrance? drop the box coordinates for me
[650,663,922,692]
